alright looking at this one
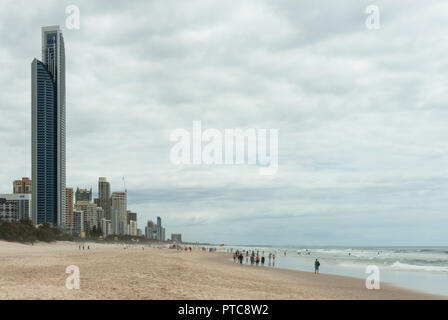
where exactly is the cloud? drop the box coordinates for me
[1,0,447,245]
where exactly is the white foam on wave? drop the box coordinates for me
[338,262,364,268]
[390,261,448,273]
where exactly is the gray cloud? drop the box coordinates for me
[1,0,447,245]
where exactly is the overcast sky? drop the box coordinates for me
[1,0,447,246]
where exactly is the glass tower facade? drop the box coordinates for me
[31,26,66,226]
[156,216,162,241]
[98,177,111,220]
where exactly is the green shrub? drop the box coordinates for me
[0,219,73,243]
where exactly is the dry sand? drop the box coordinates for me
[0,240,443,300]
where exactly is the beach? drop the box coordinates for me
[0,241,442,300]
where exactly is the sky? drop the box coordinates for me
[0,0,447,246]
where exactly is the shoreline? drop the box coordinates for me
[0,241,444,300]
[213,245,448,296]
[202,251,445,299]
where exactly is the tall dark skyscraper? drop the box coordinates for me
[98,177,111,220]
[156,216,162,241]
[31,26,66,226]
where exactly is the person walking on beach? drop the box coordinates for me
[314,259,320,274]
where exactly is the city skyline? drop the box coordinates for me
[11,24,152,240]
[1,0,448,245]
[2,174,176,241]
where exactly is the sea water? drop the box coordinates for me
[214,245,448,296]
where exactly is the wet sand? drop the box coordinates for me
[0,241,443,299]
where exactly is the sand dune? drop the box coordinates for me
[0,241,442,300]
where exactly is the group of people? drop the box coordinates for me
[232,250,276,267]
[168,244,193,252]
[78,244,90,250]
[230,248,322,274]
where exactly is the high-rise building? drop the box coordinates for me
[75,187,92,203]
[162,227,166,242]
[111,192,127,235]
[74,201,99,233]
[31,26,66,226]
[96,206,104,227]
[65,187,73,228]
[0,194,32,222]
[171,233,182,243]
[13,178,32,194]
[145,220,156,240]
[129,220,137,236]
[98,177,111,220]
[100,218,112,237]
[127,210,137,224]
[126,210,137,236]
[73,209,84,235]
[156,216,162,241]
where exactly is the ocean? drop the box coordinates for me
[211,245,448,296]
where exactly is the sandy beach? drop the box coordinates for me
[0,240,443,300]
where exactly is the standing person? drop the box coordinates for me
[314,259,320,274]
[268,253,272,264]
[245,251,249,263]
[272,253,276,267]
[261,256,265,266]
[250,254,254,265]
[256,255,260,266]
